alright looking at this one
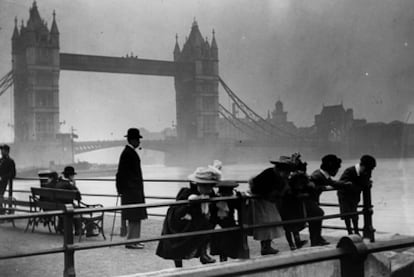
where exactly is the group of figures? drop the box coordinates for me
[38,166,99,236]
[0,127,377,270]
[155,152,376,268]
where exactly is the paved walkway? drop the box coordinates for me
[0,215,400,277]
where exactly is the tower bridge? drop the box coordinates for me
[2,2,306,168]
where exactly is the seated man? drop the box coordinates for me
[56,166,98,237]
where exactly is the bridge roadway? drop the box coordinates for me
[60,53,194,76]
[74,139,178,154]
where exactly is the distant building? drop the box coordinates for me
[266,99,298,137]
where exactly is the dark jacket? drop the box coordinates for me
[55,178,81,204]
[156,186,215,260]
[250,167,287,205]
[0,156,16,195]
[116,145,147,221]
[308,169,332,204]
[338,166,370,204]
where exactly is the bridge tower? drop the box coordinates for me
[174,20,219,141]
[12,1,60,142]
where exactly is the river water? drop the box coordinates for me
[12,147,414,236]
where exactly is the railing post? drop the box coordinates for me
[362,183,375,242]
[8,179,13,212]
[63,204,76,277]
[337,235,368,277]
[237,193,250,259]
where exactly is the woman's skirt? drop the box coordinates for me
[247,199,284,241]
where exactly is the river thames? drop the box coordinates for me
[12,147,414,236]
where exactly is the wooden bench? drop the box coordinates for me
[26,187,106,241]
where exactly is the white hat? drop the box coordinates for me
[188,166,222,184]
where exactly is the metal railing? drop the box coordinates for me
[0,177,376,277]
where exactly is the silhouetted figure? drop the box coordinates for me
[281,171,309,250]
[156,165,221,268]
[55,166,82,235]
[116,128,147,249]
[210,181,247,261]
[306,154,345,246]
[338,155,376,235]
[0,144,16,215]
[248,156,292,255]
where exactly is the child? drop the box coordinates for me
[210,181,248,261]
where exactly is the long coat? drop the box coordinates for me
[116,146,147,221]
[156,187,215,260]
[0,156,16,196]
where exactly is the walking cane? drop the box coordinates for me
[110,194,120,242]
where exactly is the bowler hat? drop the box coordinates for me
[124,128,143,139]
[62,166,77,176]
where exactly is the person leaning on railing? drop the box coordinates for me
[337,155,376,236]
[247,156,292,255]
[156,165,221,268]
[305,154,350,246]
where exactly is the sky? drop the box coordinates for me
[0,0,413,142]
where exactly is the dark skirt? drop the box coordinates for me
[121,190,147,221]
[210,216,248,259]
[280,194,306,233]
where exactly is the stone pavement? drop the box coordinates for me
[0,214,397,277]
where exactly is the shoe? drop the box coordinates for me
[125,243,144,249]
[200,254,216,264]
[86,232,99,237]
[261,247,279,255]
[311,240,330,247]
[318,237,330,245]
[295,240,308,249]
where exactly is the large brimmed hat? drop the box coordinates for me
[124,128,143,139]
[270,155,292,165]
[188,166,221,184]
[62,166,77,176]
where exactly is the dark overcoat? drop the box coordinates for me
[0,156,16,196]
[116,146,147,221]
[156,187,215,260]
[337,166,370,218]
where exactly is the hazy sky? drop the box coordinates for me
[0,0,413,142]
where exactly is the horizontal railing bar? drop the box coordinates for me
[366,237,414,253]
[72,225,243,251]
[0,247,66,260]
[320,202,363,208]
[14,177,249,184]
[64,212,365,252]
[322,225,363,231]
[6,189,179,200]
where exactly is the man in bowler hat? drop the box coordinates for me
[116,128,147,249]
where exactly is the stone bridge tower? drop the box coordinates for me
[174,20,219,142]
[12,1,60,142]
